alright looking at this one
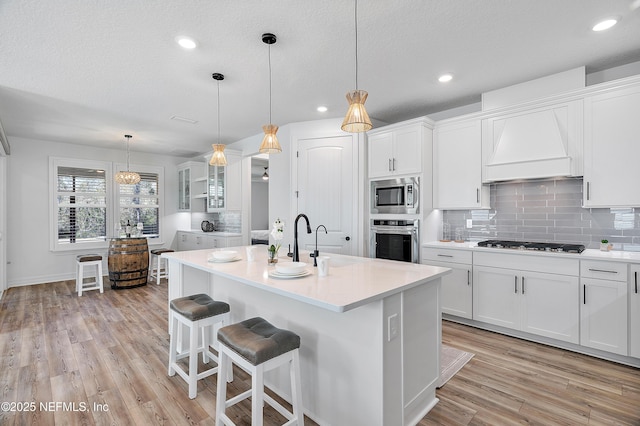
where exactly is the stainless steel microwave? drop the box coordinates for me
[371,177,419,214]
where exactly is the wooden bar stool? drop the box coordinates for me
[75,254,104,296]
[168,293,230,399]
[216,317,303,426]
[150,248,174,284]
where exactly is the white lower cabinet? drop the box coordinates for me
[422,248,472,319]
[630,265,640,359]
[177,231,242,251]
[473,252,580,344]
[580,261,628,356]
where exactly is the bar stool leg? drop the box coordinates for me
[78,263,84,296]
[215,350,228,426]
[168,312,178,376]
[291,350,304,423]
[188,318,199,399]
[156,256,162,285]
[252,364,265,426]
[97,262,104,293]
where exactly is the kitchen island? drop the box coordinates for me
[163,247,451,426]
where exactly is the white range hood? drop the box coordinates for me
[482,102,582,182]
[481,68,584,182]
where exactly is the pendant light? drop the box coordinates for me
[262,167,269,181]
[341,0,372,133]
[114,134,141,184]
[259,33,282,154]
[210,73,227,166]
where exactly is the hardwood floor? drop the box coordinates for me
[0,279,638,425]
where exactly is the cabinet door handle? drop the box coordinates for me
[588,268,618,274]
[437,254,453,258]
[388,158,392,171]
[635,271,638,294]
[583,284,586,305]
[393,158,396,171]
[476,188,480,203]
[514,276,518,293]
[522,276,525,294]
[467,270,470,286]
[586,182,590,201]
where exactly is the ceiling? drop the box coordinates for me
[1,1,639,158]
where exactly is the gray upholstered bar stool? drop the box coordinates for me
[75,254,104,296]
[168,293,230,399]
[216,317,303,426]
[149,248,174,284]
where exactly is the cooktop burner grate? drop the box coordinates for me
[477,239,586,253]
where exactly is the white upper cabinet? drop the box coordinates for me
[433,118,489,209]
[583,80,640,207]
[482,99,583,182]
[207,149,242,212]
[368,119,427,178]
[177,161,206,212]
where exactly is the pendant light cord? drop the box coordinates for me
[354,0,359,90]
[217,80,221,144]
[268,42,273,124]
[125,135,132,172]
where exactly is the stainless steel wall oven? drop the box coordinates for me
[370,219,419,263]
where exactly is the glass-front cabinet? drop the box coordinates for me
[177,161,206,212]
[178,166,190,210]
[208,163,226,211]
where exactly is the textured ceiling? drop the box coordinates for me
[1,0,639,157]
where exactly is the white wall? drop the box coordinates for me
[0,155,6,296]
[6,136,192,287]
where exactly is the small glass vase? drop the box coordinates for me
[268,249,278,264]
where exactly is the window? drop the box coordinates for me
[50,158,164,251]
[117,171,160,237]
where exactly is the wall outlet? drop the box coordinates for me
[387,313,399,341]
[466,219,473,228]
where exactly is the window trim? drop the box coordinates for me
[49,158,165,252]
[49,157,113,252]
[114,162,164,243]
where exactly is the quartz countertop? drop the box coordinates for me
[177,229,241,237]
[164,247,451,312]
[422,240,640,263]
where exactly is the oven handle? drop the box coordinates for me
[370,227,417,235]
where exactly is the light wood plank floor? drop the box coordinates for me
[0,279,638,425]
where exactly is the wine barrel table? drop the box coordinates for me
[108,238,149,289]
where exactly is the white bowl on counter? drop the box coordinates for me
[275,262,307,275]
[210,250,238,261]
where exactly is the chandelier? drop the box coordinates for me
[114,135,140,184]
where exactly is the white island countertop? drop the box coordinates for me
[163,247,451,313]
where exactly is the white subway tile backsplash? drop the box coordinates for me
[442,177,639,250]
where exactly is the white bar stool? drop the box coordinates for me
[216,317,304,426]
[150,248,174,284]
[168,293,230,399]
[75,254,104,296]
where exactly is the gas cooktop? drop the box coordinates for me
[476,239,586,253]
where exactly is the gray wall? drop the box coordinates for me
[443,177,639,251]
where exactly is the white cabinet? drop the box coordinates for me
[422,247,472,319]
[630,264,640,359]
[583,82,640,207]
[177,161,206,212]
[482,99,582,182]
[580,260,628,356]
[433,118,489,209]
[177,231,243,251]
[368,120,425,178]
[473,252,580,344]
[207,150,241,212]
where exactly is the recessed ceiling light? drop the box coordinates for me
[592,18,618,32]
[175,36,197,49]
[438,73,453,83]
[317,106,328,112]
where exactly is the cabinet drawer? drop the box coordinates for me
[422,248,472,264]
[581,260,627,282]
